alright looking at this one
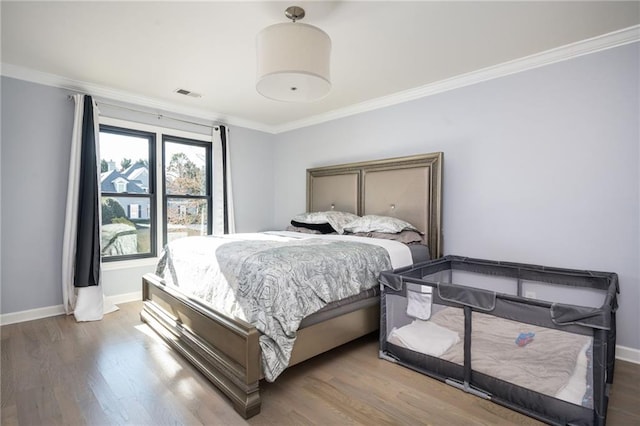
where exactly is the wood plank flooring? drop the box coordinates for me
[1,301,638,425]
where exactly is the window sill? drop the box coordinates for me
[102,257,159,271]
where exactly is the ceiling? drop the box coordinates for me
[2,1,639,132]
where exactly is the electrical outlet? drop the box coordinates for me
[524,291,536,299]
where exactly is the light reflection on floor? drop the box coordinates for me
[133,323,201,398]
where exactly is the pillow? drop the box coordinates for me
[342,215,420,234]
[346,230,425,244]
[291,211,359,234]
[285,225,324,234]
[290,220,334,233]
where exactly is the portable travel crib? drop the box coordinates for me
[379,255,618,425]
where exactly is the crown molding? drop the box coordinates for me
[272,24,640,134]
[0,63,276,134]
[2,25,638,135]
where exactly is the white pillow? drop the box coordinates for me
[343,215,419,234]
[388,320,459,357]
[291,211,359,234]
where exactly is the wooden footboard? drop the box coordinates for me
[141,273,261,418]
[140,273,380,419]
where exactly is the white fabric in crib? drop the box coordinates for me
[407,288,433,320]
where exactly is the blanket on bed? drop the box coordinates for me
[156,234,392,381]
[430,307,591,400]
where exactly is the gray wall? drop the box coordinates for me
[1,78,74,313]
[273,43,639,350]
[0,76,274,311]
[1,43,638,352]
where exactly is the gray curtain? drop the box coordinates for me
[74,95,101,287]
[212,125,235,234]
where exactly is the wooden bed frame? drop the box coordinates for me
[140,153,443,418]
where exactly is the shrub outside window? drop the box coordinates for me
[99,125,156,261]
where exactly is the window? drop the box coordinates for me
[128,203,140,219]
[163,136,212,244]
[99,125,156,261]
[113,178,127,193]
[98,117,220,263]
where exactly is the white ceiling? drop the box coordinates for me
[2,1,639,132]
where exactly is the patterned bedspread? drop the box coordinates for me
[156,233,398,381]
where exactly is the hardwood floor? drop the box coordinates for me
[1,301,638,425]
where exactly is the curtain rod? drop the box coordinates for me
[67,95,222,130]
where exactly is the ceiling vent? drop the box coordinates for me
[174,88,203,98]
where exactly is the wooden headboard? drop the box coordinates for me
[306,153,443,258]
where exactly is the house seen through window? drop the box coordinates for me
[99,122,213,262]
[99,126,155,261]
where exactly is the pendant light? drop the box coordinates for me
[256,6,331,102]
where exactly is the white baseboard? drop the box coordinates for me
[0,291,142,326]
[0,304,66,325]
[615,345,640,364]
[106,290,142,306]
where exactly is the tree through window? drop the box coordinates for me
[163,136,212,244]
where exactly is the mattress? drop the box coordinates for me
[300,241,429,328]
[388,307,593,407]
[156,231,414,381]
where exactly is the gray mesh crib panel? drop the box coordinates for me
[379,256,618,426]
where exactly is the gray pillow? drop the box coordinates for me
[347,230,425,244]
[291,211,360,234]
[343,215,419,234]
[286,225,324,234]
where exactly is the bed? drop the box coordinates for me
[380,256,618,426]
[140,153,443,418]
